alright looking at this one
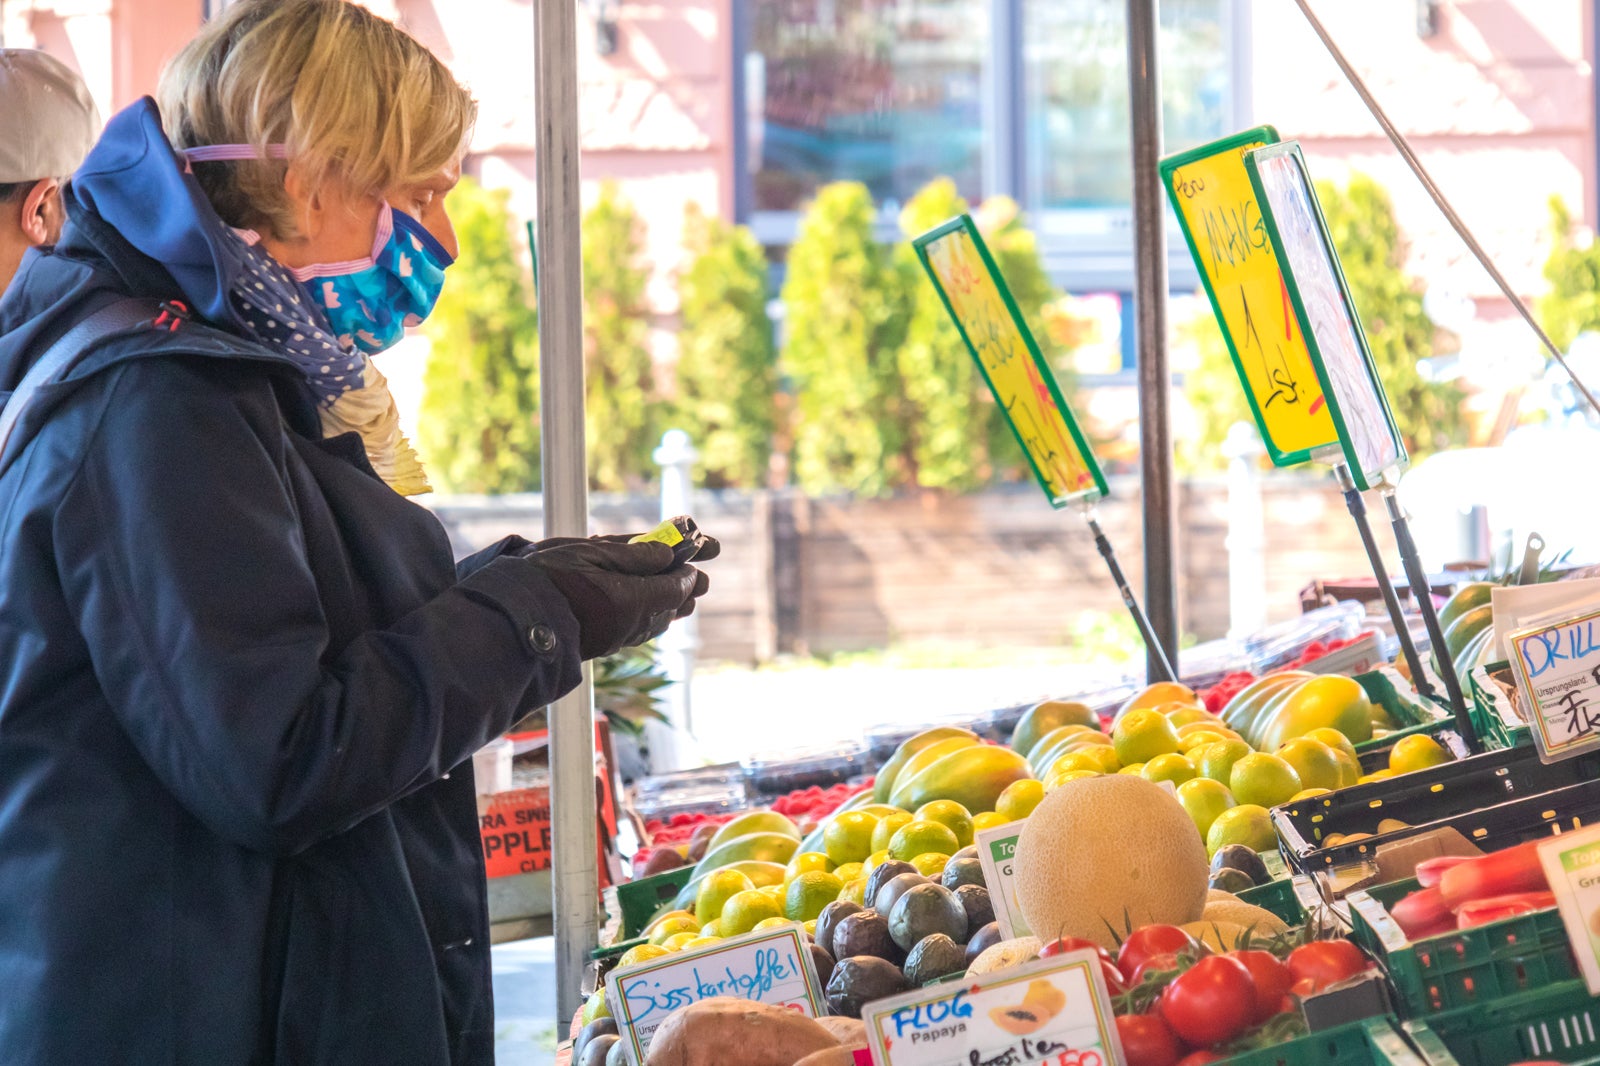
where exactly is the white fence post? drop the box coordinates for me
[648,430,699,772]
[1223,422,1268,638]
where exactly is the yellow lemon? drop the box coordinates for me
[581,987,611,1024]
[1142,753,1197,786]
[617,943,670,968]
[642,909,697,937]
[972,811,1010,833]
[1113,709,1182,766]
[680,936,721,951]
[1175,777,1236,839]
[823,811,879,865]
[1197,739,1253,785]
[915,800,976,848]
[648,915,701,946]
[1276,738,1343,792]
[784,871,845,922]
[995,779,1046,822]
[661,931,699,952]
[1205,804,1276,856]
[888,820,960,861]
[1359,769,1396,784]
[910,852,952,878]
[1228,753,1302,809]
[1119,763,1146,775]
[1332,751,1362,789]
[838,877,868,906]
[832,862,864,884]
[1289,788,1332,802]
[752,917,792,933]
[1045,769,1100,791]
[871,812,914,854]
[785,851,834,883]
[1305,727,1359,764]
[720,889,784,937]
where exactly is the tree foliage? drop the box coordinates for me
[418,177,542,494]
[1315,174,1466,459]
[583,181,659,491]
[1539,195,1600,352]
[674,204,777,488]
[781,181,910,496]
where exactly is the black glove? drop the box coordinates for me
[521,539,707,660]
[533,528,722,564]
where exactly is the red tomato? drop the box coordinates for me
[1115,1013,1187,1066]
[1228,950,1294,1025]
[1177,1053,1224,1066]
[1130,951,1185,986]
[1100,959,1130,996]
[1159,955,1256,1047]
[1118,925,1198,981]
[1039,936,1115,966]
[1286,940,1371,994]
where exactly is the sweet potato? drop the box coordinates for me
[644,998,837,1066]
[814,1017,866,1046]
[794,1048,866,1066]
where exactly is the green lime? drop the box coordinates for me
[784,871,845,922]
[888,820,960,862]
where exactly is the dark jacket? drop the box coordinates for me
[0,98,583,1065]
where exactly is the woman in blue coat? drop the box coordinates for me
[0,2,709,1062]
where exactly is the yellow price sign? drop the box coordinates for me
[914,216,1107,508]
[1162,126,1338,466]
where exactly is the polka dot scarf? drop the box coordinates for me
[227,229,430,496]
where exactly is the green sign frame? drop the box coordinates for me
[1245,141,1409,491]
[912,214,1108,508]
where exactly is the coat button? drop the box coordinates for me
[528,625,558,654]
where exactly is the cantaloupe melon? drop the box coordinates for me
[1181,920,1253,953]
[1013,776,1208,950]
[1200,899,1289,936]
[966,937,1043,976]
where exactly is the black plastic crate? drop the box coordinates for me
[1273,746,1600,875]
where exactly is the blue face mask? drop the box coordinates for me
[182,142,455,354]
[289,204,454,354]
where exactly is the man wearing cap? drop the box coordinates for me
[0,49,100,298]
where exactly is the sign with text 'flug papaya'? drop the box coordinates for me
[914,216,1107,508]
[1161,127,1338,467]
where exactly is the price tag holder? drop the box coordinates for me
[1538,824,1600,995]
[975,822,1031,939]
[862,951,1123,1066]
[606,923,825,1064]
[1505,605,1600,764]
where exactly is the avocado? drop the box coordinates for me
[832,909,904,965]
[576,1033,618,1066]
[904,933,968,986]
[954,884,995,938]
[865,860,918,904]
[1210,844,1271,886]
[889,883,968,953]
[825,956,911,1018]
[964,921,1002,967]
[814,900,862,962]
[872,872,929,916]
[1209,867,1256,895]
[808,942,836,990]
[573,1019,618,1063]
[941,857,987,892]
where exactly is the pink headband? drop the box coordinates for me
[181,143,289,164]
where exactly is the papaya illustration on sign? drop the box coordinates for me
[1161,126,1338,467]
[914,215,1108,509]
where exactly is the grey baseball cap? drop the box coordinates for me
[0,49,101,184]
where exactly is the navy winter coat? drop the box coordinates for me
[0,99,584,1064]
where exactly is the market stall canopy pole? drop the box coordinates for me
[1334,465,1436,703]
[1127,0,1180,683]
[1384,489,1482,752]
[1294,0,1600,418]
[534,0,600,1020]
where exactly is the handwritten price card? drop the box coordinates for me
[863,951,1123,1066]
[1506,606,1600,764]
[914,215,1108,509]
[1245,142,1408,491]
[976,823,1031,939]
[606,924,825,1063]
[1160,127,1337,467]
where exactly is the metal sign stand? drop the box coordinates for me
[1082,508,1177,684]
[1333,464,1434,701]
[1381,487,1481,752]
[534,0,600,1021]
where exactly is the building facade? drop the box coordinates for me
[3,0,1593,392]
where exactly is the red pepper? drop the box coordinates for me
[1439,841,1551,910]
[1389,886,1456,941]
[1456,892,1556,929]
[1415,856,1474,889]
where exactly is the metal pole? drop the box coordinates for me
[1127,0,1179,682]
[534,0,599,1021]
[1383,489,1481,753]
[1086,513,1177,684]
[1334,465,1435,702]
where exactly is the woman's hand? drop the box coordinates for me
[521,539,708,660]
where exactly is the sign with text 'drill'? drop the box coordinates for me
[1506,602,1600,764]
[914,216,1107,508]
[1161,126,1337,467]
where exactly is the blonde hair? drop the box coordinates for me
[158,0,476,239]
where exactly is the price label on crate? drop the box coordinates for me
[862,952,1123,1066]
[975,823,1032,938]
[1538,823,1600,995]
[606,923,824,1063]
[1506,605,1600,764]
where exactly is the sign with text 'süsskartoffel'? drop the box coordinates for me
[606,923,825,1063]
[863,951,1123,1066]
[914,215,1108,508]
[1245,142,1408,491]
[1161,126,1338,467]
[1506,604,1600,764]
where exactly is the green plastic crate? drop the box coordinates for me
[1239,875,1315,927]
[1223,1016,1444,1066]
[1354,666,1452,755]
[1349,877,1574,1017]
[1470,661,1530,751]
[615,866,695,940]
[1407,980,1600,1065]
